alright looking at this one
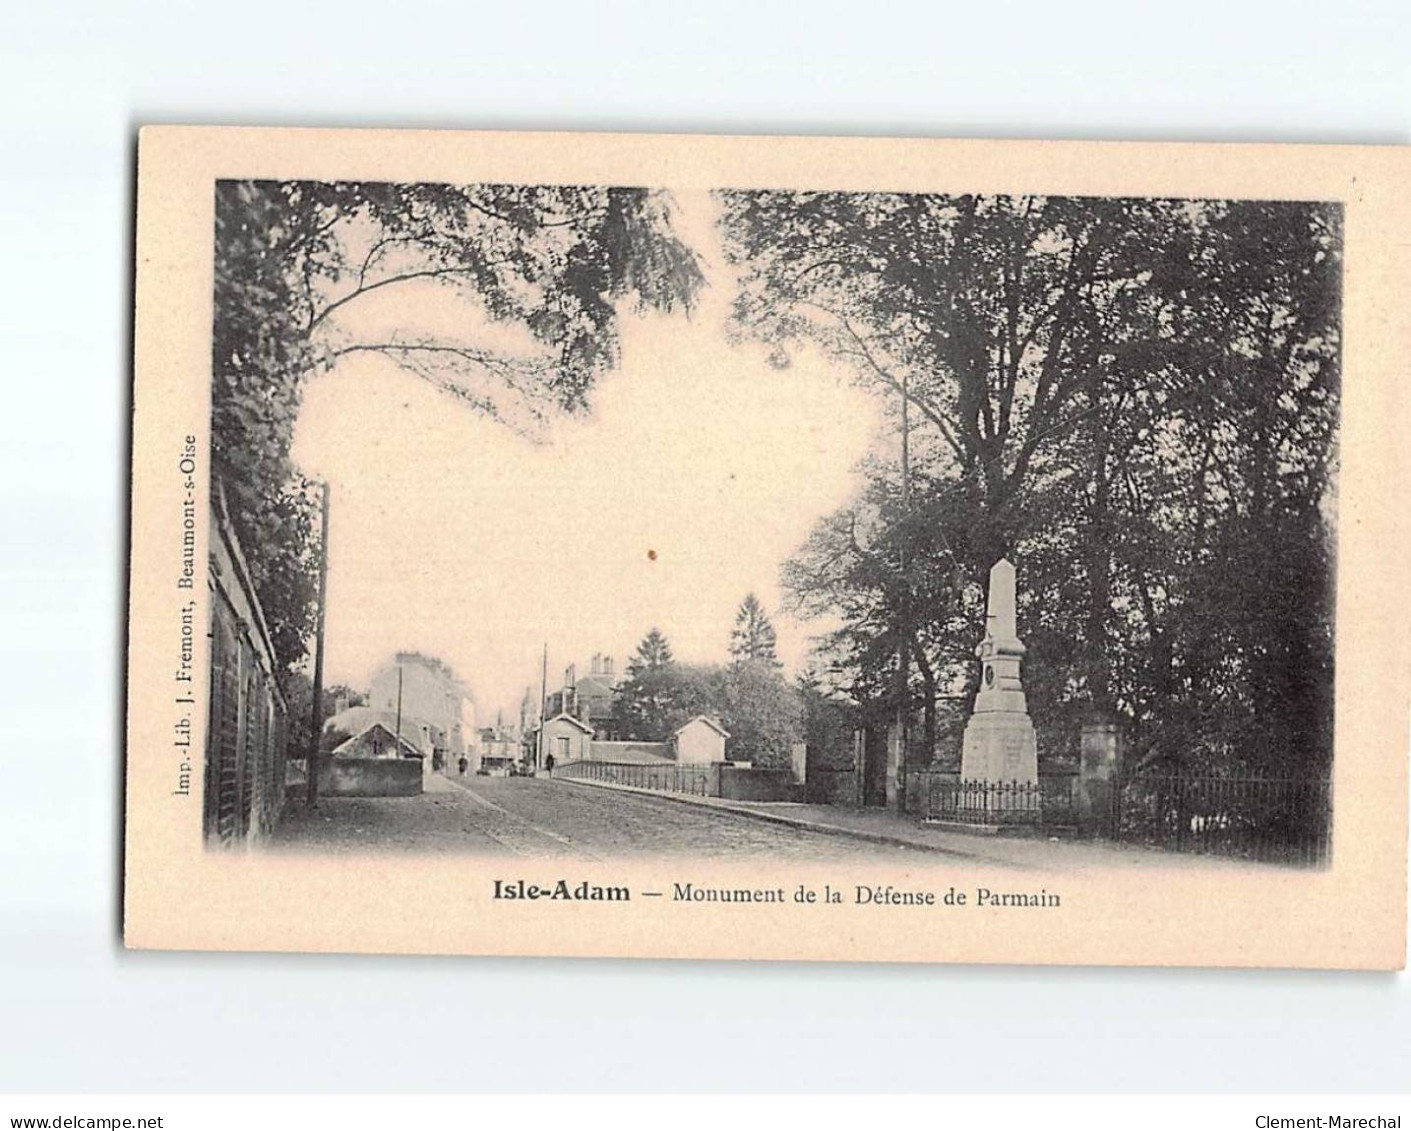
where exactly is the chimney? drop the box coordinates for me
[604,656,615,681]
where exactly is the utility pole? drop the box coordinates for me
[895,370,912,810]
[305,481,331,809]
[395,665,404,755]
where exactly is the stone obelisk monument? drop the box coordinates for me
[961,558,1038,784]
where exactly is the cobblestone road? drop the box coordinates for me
[271,772,928,861]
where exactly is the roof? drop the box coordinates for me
[675,714,730,739]
[331,721,424,759]
[324,706,438,753]
[573,674,618,699]
[544,712,594,734]
[588,741,673,765]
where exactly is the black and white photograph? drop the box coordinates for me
[117,128,1405,973]
[5,0,1411,1116]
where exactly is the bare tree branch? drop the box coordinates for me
[312,264,502,331]
[797,299,968,463]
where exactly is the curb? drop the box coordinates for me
[552,774,992,861]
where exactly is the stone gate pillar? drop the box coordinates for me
[851,728,866,807]
[790,740,807,786]
[1076,712,1123,837]
[885,722,903,810]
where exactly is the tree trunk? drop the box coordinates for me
[911,636,939,764]
[1086,411,1114,712]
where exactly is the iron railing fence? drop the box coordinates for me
[1115,773,1331,865]
[926,775,1078,828]
[557,759,712,797]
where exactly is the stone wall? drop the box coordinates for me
[806,767,862,806]
[318,757,423,797]
[717,765,800,802]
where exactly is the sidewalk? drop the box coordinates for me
[551,774,1278,872]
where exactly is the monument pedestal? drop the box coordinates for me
[961,712,1038,784]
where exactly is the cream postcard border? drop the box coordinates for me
[126,127,1409,967]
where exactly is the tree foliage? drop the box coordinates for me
[721,191,1340,776]
[612,627,681,741]
[728,592,780,665]
[213,179,704,678]
[720,659,802,768]
[611,627,801,765]
[281,675,366,760]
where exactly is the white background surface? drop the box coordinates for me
[1,0,1408,1094]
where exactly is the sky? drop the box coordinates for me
[290,190,882,722]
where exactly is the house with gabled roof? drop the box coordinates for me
[542,711,593,765]
[324,705,437,759]
[675,715,730,765]
[331,721,424,761]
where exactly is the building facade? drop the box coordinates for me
[541,712,593,765]
[544,653,624,741]
[204,488,288,848]
[674,716,730,765]
[367,652,472,774]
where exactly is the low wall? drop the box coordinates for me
[806,767,862,807]
[560,759,802,802]
[717,765,800,803]
[319,757,423,797]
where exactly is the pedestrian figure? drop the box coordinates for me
[457,756,468,776]
[545,753,556,776]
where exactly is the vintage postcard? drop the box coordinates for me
[125,126,1409,967]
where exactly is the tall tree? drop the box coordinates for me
[720,660,803,769]
[718,191,1175,752]
[665,663,728,733]
[718,192,1174,576]
[735,192,1340,775]
[613,628,681,741]
[214,180,703,674]
[782,461,979,760]
[728,593,780,665]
